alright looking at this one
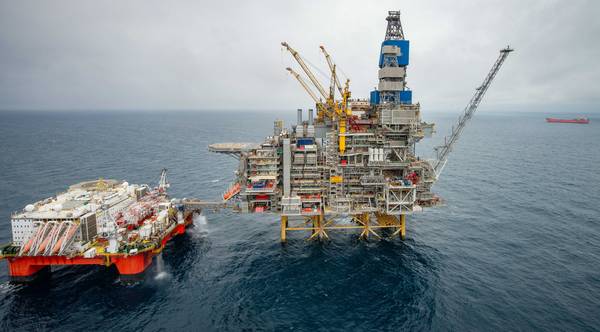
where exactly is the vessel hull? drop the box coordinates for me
[4,217,192,282]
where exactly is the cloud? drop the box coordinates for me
[0,0,598,112]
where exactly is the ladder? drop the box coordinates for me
[433,46,514,177]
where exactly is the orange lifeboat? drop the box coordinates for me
[36,224,59,254]
[20,226,44,255]
[51,223,78,255]
[223,183,241,201]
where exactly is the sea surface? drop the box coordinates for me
[0,110,599,331]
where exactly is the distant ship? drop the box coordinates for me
[546,117,589,124]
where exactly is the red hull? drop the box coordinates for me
[4,216,193,281]
[546,118,589,124]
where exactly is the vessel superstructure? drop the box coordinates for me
[0,170,202,281]
[210,10,513,241]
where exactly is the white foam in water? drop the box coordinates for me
[154,253,170,280]
[193,214,209,235]
[211,179,220,183]
[194,214,207,225]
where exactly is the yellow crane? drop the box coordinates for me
[283,42,353,154]
[318,46,353,153]
[319,45,344,98]
[318,45,352,117]
[281,42,329,101]
[329,64,337,101]
[342,79,351,116]
[338,78,353,154]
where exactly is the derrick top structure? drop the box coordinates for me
[372,10,412,106]
[385,10,405,40]
[209,10,513,241]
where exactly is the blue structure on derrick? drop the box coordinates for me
[378,40,410,67]
[371,11,412,105]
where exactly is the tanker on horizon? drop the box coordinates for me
[546,117,589,124]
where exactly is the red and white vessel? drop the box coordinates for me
[0,172,201,282]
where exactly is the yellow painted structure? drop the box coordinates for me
[280,216,288,242]
[330,176,343,183]
[279,212,407,242]
[338,118,346,154]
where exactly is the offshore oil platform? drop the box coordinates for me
[0,10,511,282]
[210,11,513,241]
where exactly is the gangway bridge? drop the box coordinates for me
[180,199,232,212]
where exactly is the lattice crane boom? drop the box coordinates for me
[433,46,514,177]
[286,67,320,103]
[282,42,329,101]
[158,168,170,192]
[329,64,337,100]
[286,67,329,117]
[319,45,344,97]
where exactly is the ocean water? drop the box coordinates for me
[0,110,599,331]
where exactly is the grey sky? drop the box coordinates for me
[0,0,598,112]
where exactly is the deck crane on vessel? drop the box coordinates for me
[432,46,514,177]
[158,168,170,192]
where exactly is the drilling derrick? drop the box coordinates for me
[209,10,512,242]
[376,10,410,105]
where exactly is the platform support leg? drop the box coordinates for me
[316,213,326,240]
[308,214,326,241]
[359,213,370,239]
[400,214,406,240]
[112,251,153,278]
[280,216,288,242]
